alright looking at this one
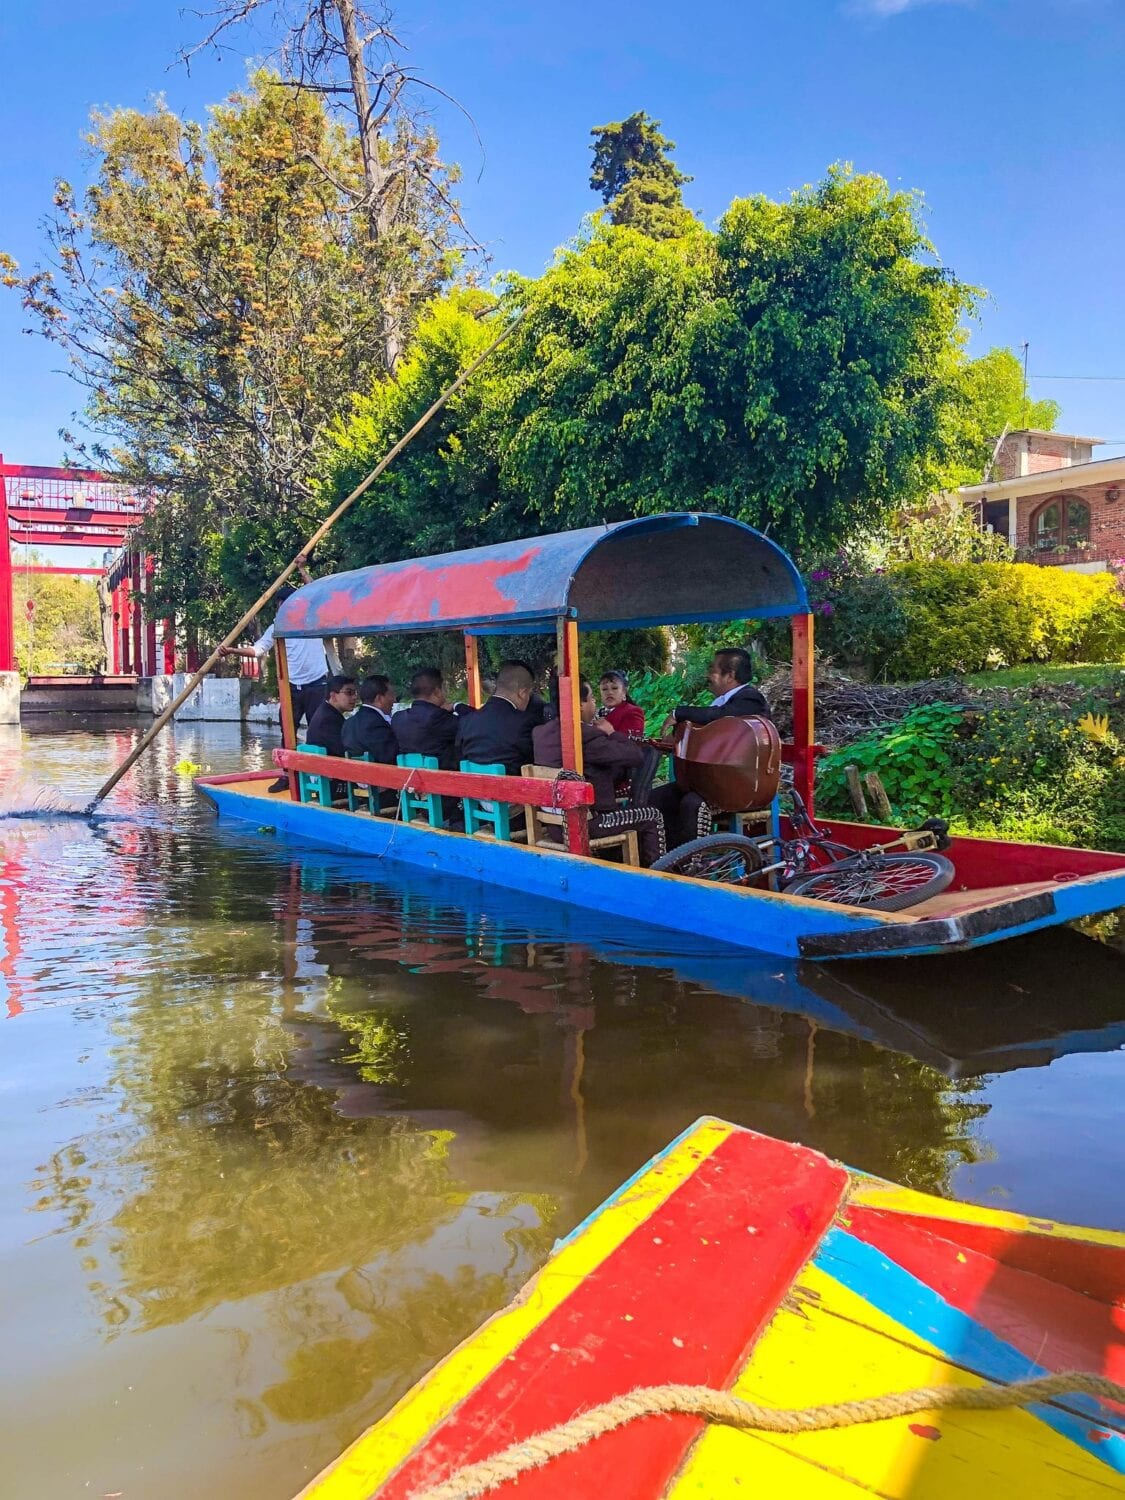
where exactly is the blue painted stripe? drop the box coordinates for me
[815,1226,1125,1468]
[199,784,887,960]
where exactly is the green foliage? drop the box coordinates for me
[950,697,1125,850]
[940,346,1061,489]
[887,498,1014,563]
[319,164,975,588]
[820,559,1125,679]
[629,642,717,735]
[817,704,963,823]
[817,676,1125,851]
[4,69,464,633]
[317,289,513,572]
[12,563,104,676]
[487,169,973,558]
[589,111,695,239]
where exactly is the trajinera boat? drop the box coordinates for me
[292,1118,1125,1499]
[195,513,1125,961]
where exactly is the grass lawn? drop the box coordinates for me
[962,662,1125,689]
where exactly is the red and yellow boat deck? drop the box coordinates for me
[296,1119,1125,1498]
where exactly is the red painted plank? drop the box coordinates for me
[812,819,1125,889]
[378,1131,847,1500]
[848,1207,1125,1309]
[272,750,595,810]
[848,1205,1125,1379]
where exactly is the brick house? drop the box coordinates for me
[958,429,1125,572]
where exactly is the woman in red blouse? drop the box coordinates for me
[598,671,646,737]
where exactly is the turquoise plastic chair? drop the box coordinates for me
[297,743,334,806]
[460,759,511,840]
[345,751,374,813]
[396,753,445,826]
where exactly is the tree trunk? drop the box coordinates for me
[335,0,401,372]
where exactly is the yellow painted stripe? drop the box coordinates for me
[848,1177,1125,1250]
[670,1261,1119,1498]
[294,1117,737,1500]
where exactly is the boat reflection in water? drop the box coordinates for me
[259,829,1125,1212]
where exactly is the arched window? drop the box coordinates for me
[1031,496,1090,551]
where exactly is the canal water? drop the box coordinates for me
[2,718,1124,1500]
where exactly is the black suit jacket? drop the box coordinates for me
[306,701,347,758]
[455,695,537,777]
[391,699,459,770]
[341,704,397,763]
[674,682,773,727]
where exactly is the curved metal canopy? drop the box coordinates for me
[274,513,808,639]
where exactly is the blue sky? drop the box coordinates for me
[3,0,1124,483]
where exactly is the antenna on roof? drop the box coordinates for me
[1021,340,1030,424]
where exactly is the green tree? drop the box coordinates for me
[3,72,462,638]
[322,165,975,572]
[488,167,974,556]
[180,0,478,373]
[11,559,104,676]
[941,346,1061,488]
[589,111,695,238]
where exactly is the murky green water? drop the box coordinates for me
[2,718,1124,1500]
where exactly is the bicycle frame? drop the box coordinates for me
[748,794,945,888]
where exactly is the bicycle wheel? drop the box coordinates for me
[782,852,954,912]
[652,834,764,885]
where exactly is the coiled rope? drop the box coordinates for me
[408,1371,1125,1500]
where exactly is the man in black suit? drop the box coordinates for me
[455,661,539,776]
[651,648,773,849]
[305,674,358,758]
[391,667,458,769]
[342,675,397,762]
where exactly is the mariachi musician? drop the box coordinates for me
[649,648,774,850]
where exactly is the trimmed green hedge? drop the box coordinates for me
[821,560,1125,679]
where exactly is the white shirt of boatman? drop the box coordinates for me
[709,683,743,709]
[252,623,333,687]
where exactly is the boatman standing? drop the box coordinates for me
[222,555,340,790]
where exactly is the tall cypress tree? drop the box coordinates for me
[589,111,695,238]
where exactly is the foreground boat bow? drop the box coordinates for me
[294,1118,1125,1498]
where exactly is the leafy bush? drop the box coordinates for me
[950,699,1125,850]
[821,559,1125,679]
[630,642,714,735]
[816,676,1125,851]
[817,704,963,823]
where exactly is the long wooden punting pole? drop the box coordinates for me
[791,612,816,815]
[556,616,589,856]
[86,314,524,813]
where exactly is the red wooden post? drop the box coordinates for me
[0,470,15,672]
[119,582,132,674]
[185,626,201,673]
[464,632,482,708]
[556,616,589,855]
[162,620,175,675]
[791,612,815,816]
[275,638,299,800]
[143,556,157,676]
[111,586,122,674]
[131,552,143,676]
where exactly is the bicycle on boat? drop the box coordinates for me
[651,790,956,912]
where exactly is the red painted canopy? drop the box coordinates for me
[275,513,808,638]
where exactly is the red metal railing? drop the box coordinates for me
[273,748,596,853]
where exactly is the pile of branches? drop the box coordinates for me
[762,665,977,747]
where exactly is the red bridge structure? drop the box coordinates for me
[0,456,175,688]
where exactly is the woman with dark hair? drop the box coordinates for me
[598,670,646,738]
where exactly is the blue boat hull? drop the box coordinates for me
[197,779,1125,962]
